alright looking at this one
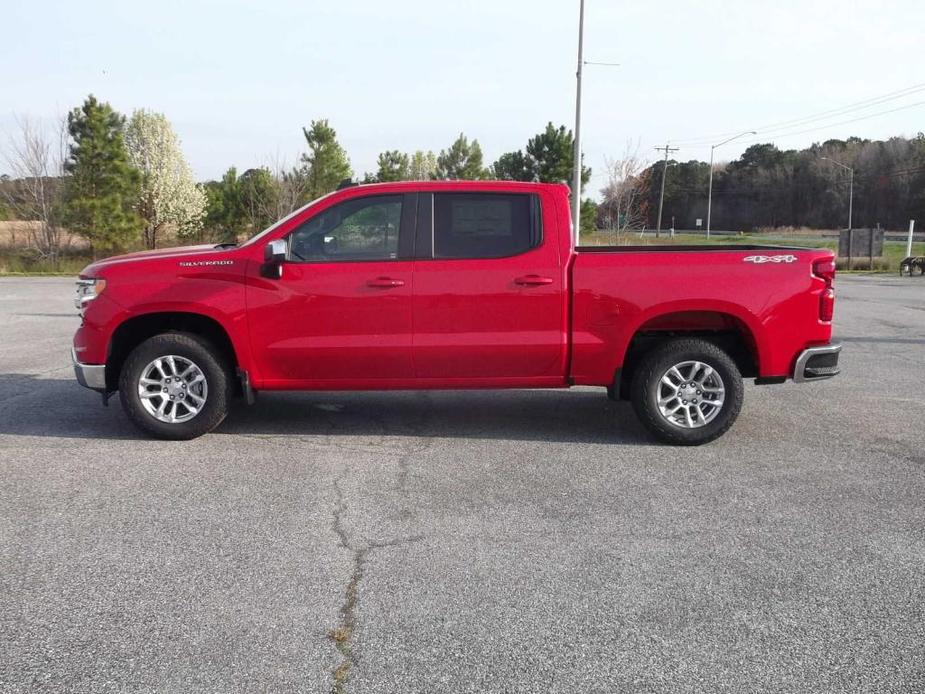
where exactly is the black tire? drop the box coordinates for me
[629,338,744,446]
[119,332,232,440]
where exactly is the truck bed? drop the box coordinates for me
[568,244,834,386]
[576,244,809,253]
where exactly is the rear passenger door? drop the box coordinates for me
[411,191,566,383]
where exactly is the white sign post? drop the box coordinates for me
[696,218,703,228]
[907,219,916,258]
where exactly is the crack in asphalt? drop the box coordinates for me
[396,440,432,522]
[328,471,424,694]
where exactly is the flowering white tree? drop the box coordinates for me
[125,110,206,248]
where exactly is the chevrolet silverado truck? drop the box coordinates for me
[72,180,840,445]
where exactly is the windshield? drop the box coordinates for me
[239,190,338,247]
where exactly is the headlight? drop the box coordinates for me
[75,278,107,311]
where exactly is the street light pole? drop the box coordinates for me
[706,130,755,239]
[570,0,585,244]
[706,149,715,240]
[821,157,854,230]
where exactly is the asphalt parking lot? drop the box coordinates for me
[1,275,923,693]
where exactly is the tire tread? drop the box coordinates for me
[118,332,231,440]
[629,338,743,446]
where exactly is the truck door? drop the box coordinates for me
[246,193,416,386]
[411,190,566,383]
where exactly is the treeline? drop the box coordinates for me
[1,96,206,260]
[1,95,597,263]
[12,92,917,263]
[199,121,597,244]
[628,137,925,231]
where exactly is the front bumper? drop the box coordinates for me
[72,348,107,392]
[793,342,841,383]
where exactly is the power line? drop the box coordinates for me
[736,99,925,145]
[858,165,925,181]
[756,86,925,136]
[670,80,925,146]
[675,81,925,144]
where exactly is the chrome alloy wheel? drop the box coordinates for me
[656,360,725,429]
[137,355,208,424]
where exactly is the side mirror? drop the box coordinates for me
[264,239,287,263]
[261,239,287,278]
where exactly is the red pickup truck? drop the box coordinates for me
[72,180,840,445]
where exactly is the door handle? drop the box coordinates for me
[366,277,405,288]
[514,275,554,286]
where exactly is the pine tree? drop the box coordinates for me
[374,150,411,182]
[435,134,488,180]
[491,150,534,181]
[300,119,352,201]
[525,122,591,188]
[202,167,245,243]
[62,95,142,254]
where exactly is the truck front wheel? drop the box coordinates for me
[629,338,744,446]
[118,333,232,440]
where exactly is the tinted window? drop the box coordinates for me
[433,193,538,259]
[289,195,402,262]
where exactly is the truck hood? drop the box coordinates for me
[80,244,230,275]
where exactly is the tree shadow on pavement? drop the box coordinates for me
[0,373,652,445]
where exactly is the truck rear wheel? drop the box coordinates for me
[629,338,743,446]
[118,332,232,440]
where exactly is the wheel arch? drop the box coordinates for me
[105,311,239,392]
[613,308,762,399]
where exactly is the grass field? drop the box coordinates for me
[0,250,93,275]
[0,221,92,274]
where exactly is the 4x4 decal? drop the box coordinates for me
[743,255,798,264]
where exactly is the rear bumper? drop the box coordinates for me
[72,348,107,392]
[793,342,841,383]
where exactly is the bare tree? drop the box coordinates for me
[599,141,649,243]
[266,151,307,220]
[1,116,69,262]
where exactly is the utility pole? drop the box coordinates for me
[570,0,586,244]
[907,220,916,258]
[654,143,679,237]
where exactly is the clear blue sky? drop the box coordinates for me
[2,0,924,198]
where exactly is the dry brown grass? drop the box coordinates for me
[0,221,89,250]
